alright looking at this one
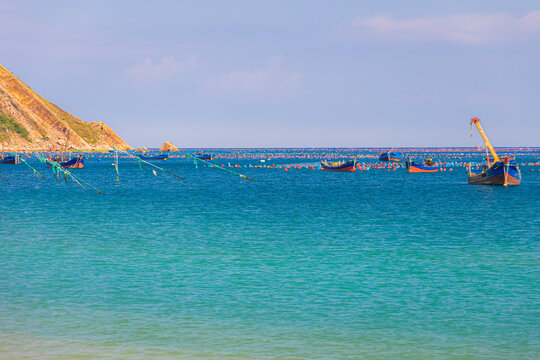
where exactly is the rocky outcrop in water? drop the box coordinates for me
[160,141,179,152]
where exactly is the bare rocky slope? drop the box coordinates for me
[0,64,131,151]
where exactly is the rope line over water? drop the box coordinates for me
[115,148,185,185]
[19,158,47,179]
[185,153,257,182]
[38,154,103,194]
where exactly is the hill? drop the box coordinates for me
[0,64,131,151]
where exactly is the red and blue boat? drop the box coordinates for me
[467,117,520,186]
[379,150,403,162]
[0,154,20,164]
[467,157,521,185]
[321,159,356,172]
[47,155,85,169]
[405,158,439,173]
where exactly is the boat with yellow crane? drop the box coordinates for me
[467,117,520,186]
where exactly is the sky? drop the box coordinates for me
[1,0,539,148]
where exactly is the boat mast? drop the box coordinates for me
[470,117,500,163]
[62,131,72,162]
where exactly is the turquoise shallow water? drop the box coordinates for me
[1,151,539,359]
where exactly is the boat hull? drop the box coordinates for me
[138,154,169,161]
[467,162,520,185]
[379,151,403,162]
[406,161,439,173]
[47,157,85,168]
[321,160,356,172]
[0,156,19,164]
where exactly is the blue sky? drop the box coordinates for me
[1,0,539,147]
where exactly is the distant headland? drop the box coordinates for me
[0,64,131,151]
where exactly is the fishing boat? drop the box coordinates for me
[47,155,85,169]
[379,150,403,162]
[45,132,85,168]
[405,158,439,173]
[467,117,520,186]
[321,159,356,172]
[137,153,169,161]
[197,153,214,161]
[0,154,20,164]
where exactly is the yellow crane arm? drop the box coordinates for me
[470,117,500,162]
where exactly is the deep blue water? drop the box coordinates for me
[1,152,539,359]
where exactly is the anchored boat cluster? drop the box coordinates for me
[1,118,537,190]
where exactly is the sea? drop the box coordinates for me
[1,149,539,359]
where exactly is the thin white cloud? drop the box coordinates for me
[346,10,540,44]
[125,56,197,82]
[466,92,491,104]
[204,58,302,95]
[464,92,511,106]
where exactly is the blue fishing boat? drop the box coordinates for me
[47,155,85,168]
[197,154,214,160]
[468,158,520,185]
[405,158,439,173]
[0,154,19,164]
[138,153,169,161]
[321,159,356,172]
[467,117,520,186]
[379,150,403,162]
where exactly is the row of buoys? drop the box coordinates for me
[6,152,540,168]
[9,150,540,159]
[213,162,459,172]
[214,160,540,173]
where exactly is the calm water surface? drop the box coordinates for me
[1,152,539,359]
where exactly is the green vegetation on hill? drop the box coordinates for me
[0,111,30,142]
[37,96,100,145]
[60,115,100,144]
